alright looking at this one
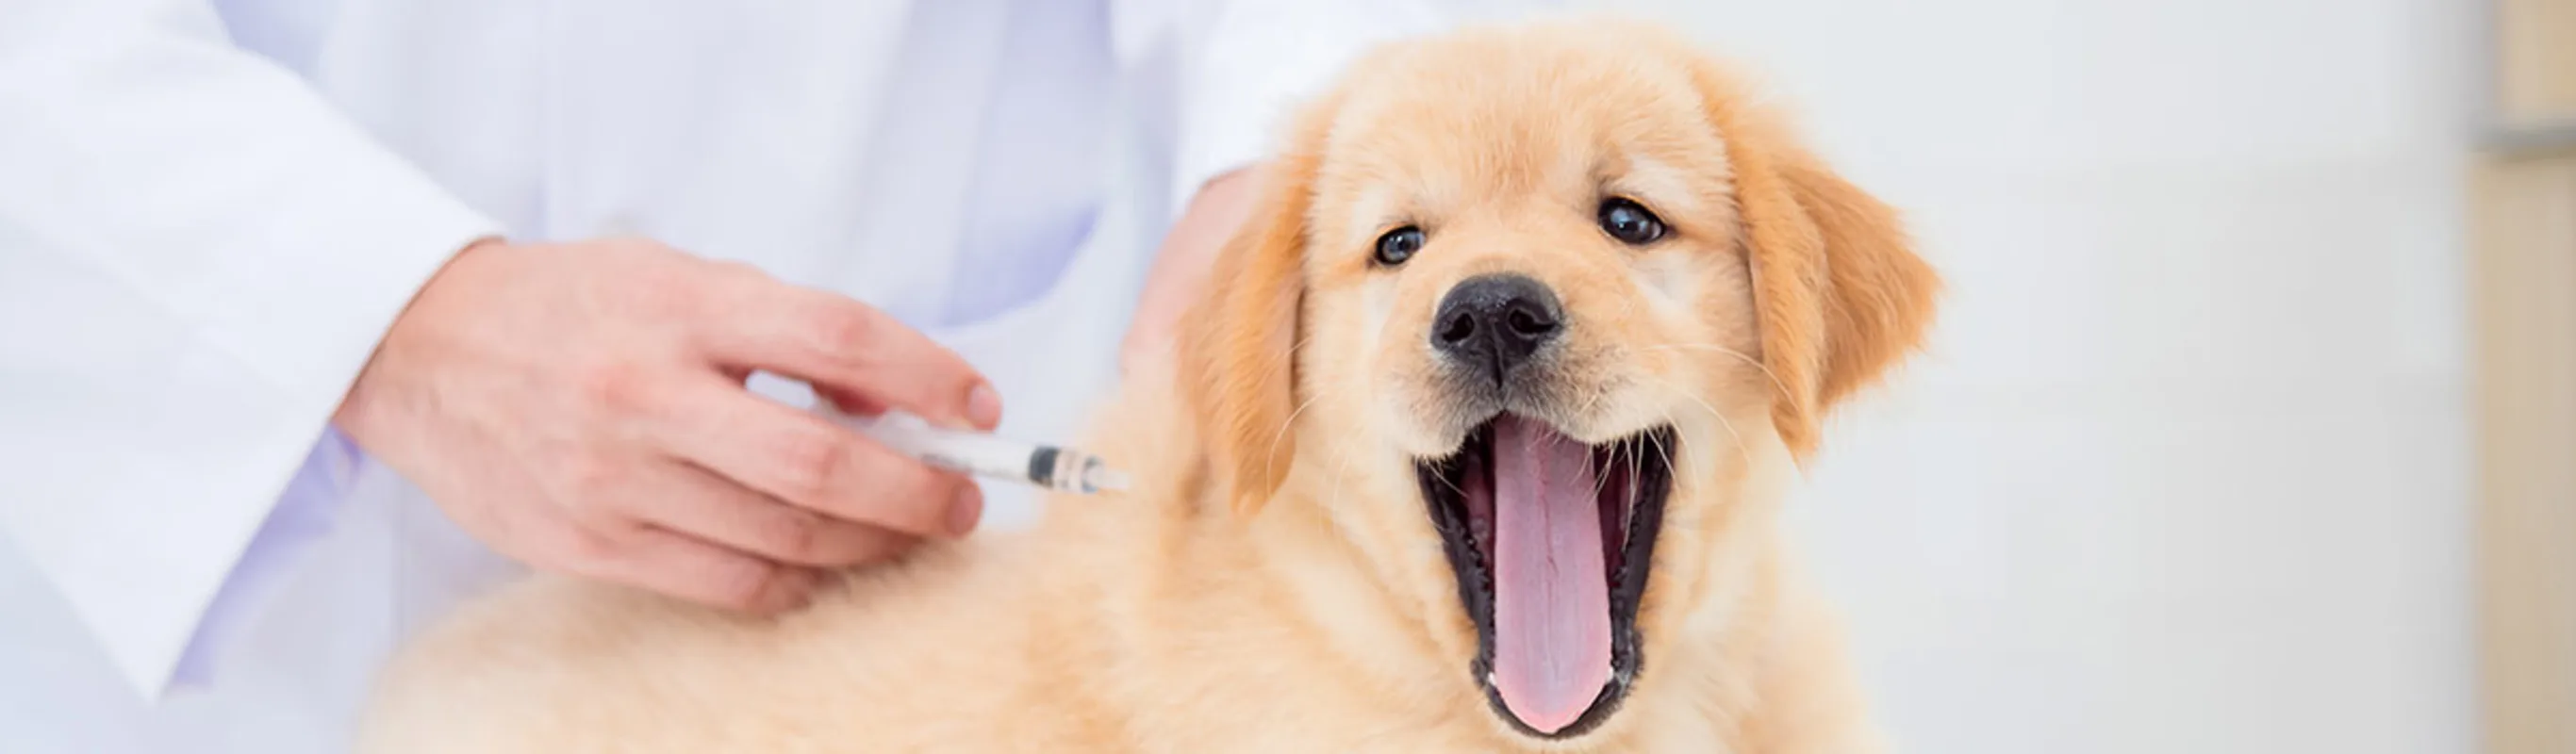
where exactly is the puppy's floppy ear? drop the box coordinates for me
[1689,58,1941,459]
[1176,99,1338,516]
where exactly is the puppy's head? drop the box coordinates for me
[1178,19,1938,743]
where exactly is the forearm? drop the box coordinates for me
[0,0,497,697]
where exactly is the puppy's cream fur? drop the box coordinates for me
[358,18,1940,753]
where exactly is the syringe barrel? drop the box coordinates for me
[825,409,1117,494]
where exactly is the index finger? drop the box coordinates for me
[651,378,983,539]
[696,277,1000,431]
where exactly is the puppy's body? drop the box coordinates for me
[362,19,1933,753]
[363,370,1873,753]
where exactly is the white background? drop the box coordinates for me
[1593,1,2481,751]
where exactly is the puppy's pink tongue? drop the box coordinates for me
[1488,415,1611,734]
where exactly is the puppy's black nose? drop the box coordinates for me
[1431,273,1564,384]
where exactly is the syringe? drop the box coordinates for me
[822,408,1129,496]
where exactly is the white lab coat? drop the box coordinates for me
[0,1,1536,750]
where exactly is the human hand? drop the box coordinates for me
[1120,167,1262,377]
[335,238,1000,614]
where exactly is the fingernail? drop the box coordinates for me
[947,483,984,537]
[966,383,1003,431]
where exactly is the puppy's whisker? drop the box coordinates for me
[1285,331,1320,359]
[1572,369,1636,425]
[1579,377,1617,419]
[1591,443,1616,500]
[1632,432,1648,506]
[1262,390,1327,490]
[1433,458,1469,499]
[1645,426,1674,502]
[1249,330,1326,485]
[1649,374,1754,473]
[1641,341,1791,401]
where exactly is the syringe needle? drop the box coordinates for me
[1082,462,1131,494]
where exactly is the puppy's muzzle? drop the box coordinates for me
[1432,273,1564,388]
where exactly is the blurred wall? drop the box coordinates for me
[1582,1,2480,752]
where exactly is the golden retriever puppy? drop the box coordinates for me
[356,16,1940,753]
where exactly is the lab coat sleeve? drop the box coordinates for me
[0,1,501,697]
[1120,0,1565,212]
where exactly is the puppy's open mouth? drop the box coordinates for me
[1416,414,1676,739]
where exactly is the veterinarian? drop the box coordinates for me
[0,1,1539,750]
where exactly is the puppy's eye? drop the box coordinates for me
[1598,198,1666,245]
[1374,226,1426,267]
